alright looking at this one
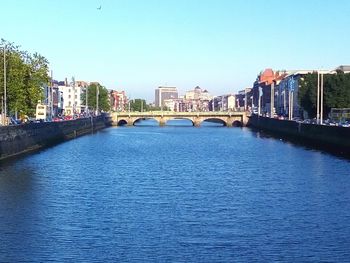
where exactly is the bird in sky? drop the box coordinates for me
[97,5,101,10]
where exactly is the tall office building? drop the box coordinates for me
[155,86,178,107]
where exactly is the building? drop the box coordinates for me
[236,88,252,110]
[110,90,128,111]
[183,86,212,112]
[155,86,178,108]
[275,70,315,118]
[58,77,86,116]
[248,69,287,116]
[52,80,63,116]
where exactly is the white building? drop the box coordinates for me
[155,86,178,107]
[58,78,86,115]
[227,95,236,110]
[185,86,212,101]
[163,99,176,111]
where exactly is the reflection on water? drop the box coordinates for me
[1,126,350,261]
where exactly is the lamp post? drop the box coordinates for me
[320,72,324,124]
[3,44,7,125]
[50,70,54,120]
[258,87,262,116]
[270,82,274,118]
[317,71,320,123]
[86,84,88,116]
[96,84,99,115]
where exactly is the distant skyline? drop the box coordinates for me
[2,0,350,102]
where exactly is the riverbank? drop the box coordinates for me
[0,114,112,161]
[247,114,350,156]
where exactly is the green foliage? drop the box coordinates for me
[298,71,350,118]
[81,83,111,112]
[129,99,148,111]
[128,99,166,112]
[298,73,317,118]
[0,39,49,117]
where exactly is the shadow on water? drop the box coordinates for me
[0,161,37,196]
[133,119,228,127]
[249,127,350,161]
[0,163,43,260]
[134,119,159,126]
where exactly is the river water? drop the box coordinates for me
[1,120,350,262]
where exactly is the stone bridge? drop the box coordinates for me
[111,111,248,127]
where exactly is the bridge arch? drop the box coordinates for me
[201,118,227,126]
[165,118,195,126]
[117,119,128,126]
[232,120,243,127]
[133,117,159,126]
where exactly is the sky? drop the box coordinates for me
[1,0,350,102]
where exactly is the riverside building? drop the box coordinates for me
[155,86,178,108]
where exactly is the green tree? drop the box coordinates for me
[127,99,167,112]
[298,72,318,118]
[82,83,111,112]
[129,99,148,111]
[324,71,350,115]
[299,71,350,118]
[0,39,49,117]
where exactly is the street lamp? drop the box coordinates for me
[317,71,320,123]
[96,84,99,115]
[316,70,325,124]
[85,84,88,116]
[320,72,324,124]
[3,44,7,125]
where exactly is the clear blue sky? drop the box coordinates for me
[2,0,350,101]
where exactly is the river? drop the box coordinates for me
[1,120,350,262]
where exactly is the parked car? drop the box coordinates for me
[52,117,63,122]
[292,117,302,122]
[339,121,350,127]
[10,117,22,125]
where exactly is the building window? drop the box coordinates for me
[68,95,71,99]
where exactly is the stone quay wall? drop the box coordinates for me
[0,115,110,161]
[247,115,350,155]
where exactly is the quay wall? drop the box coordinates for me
[247,115,350,154]
[0,115,110,161]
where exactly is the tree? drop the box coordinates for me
[0,39,49,117]
[298,71,350,118]
[129,99,148,112]
[81,83,110,112]
[127,99,167,112]
[298,72,318,118]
